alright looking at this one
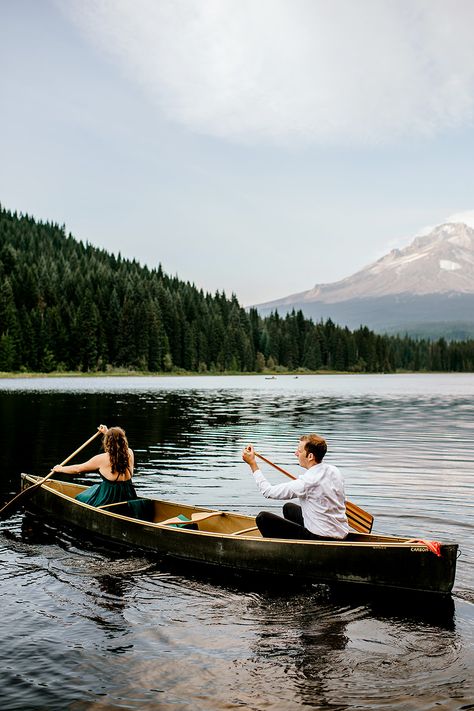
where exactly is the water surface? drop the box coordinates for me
[0,374,473,709]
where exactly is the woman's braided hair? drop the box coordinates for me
[103,427,130,477]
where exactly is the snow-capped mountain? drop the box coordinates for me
[255,223,474,336]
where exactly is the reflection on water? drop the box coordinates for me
[0,375,473,709]
[2,517,471,710]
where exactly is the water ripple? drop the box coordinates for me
[0,374,473,709]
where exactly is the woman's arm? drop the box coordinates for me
[53,453,106,476]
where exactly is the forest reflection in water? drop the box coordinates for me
[0,374,473,709]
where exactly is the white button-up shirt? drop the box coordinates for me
[252,461,349,539]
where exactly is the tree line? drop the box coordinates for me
[1,205,474,373]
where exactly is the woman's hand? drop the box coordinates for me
[98,424,108,434]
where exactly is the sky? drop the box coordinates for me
[1,0,474,305]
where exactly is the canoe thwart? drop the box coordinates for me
[231,526,259,536]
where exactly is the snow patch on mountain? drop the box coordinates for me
[440,259,461,271]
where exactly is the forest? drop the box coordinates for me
[1,205,474,374]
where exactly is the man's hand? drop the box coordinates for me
[242,444,259,472]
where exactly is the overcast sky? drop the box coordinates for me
[1,0,474,305]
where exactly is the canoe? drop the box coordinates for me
[20,474,458,596]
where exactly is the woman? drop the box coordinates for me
[53,424,137,507]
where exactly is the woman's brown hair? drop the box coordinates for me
[103,427,130,477]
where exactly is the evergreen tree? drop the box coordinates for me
[0,278,20,368]
[1,204,474,375]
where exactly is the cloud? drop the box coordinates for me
[59,0,474,146]
[446,210,474,228]
[417,211,474,234]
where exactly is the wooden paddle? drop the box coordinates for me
[0,428,103,520]
[254,451,374,534]
[159,511,225,526]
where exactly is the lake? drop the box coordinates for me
[0,374,473,710]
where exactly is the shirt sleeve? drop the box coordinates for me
[252,469,306,500]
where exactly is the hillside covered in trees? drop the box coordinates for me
[1,205,474,374]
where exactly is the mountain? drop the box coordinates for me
[255,222,474,337]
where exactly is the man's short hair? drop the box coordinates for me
[300,434,327,463]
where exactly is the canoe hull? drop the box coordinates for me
[20,475,458,596]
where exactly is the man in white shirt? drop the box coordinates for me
[242,434,349,540]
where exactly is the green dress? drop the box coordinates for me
[76,472,137,507]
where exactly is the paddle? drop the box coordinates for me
[0,428,103,520]
[254,451,374,534]
[159,511,225,526]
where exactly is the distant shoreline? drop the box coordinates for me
[0,369,467,379]
[0,370,353,378]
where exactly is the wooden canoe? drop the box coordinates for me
[20,474,458,595]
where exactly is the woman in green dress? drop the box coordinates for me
[53,424,137,506]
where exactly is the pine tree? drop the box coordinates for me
[1,204,474,375]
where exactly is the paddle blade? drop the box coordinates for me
[345,500,374,534]
[0,429,102,522]
[0,478,41,520]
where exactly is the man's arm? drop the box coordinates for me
[243,444,305,500]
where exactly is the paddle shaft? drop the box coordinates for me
[55,429,103,470]
[254,451,374,533]
[0,429,103,519]
[255,452,297,480]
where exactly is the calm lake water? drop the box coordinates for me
[0,374,473,710]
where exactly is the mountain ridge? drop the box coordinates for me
[255,222,474,336]
[257,222,474,309]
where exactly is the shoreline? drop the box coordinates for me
[0,369,358,378]
[0,369,468,379]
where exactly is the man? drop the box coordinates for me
[242,434,349,540]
